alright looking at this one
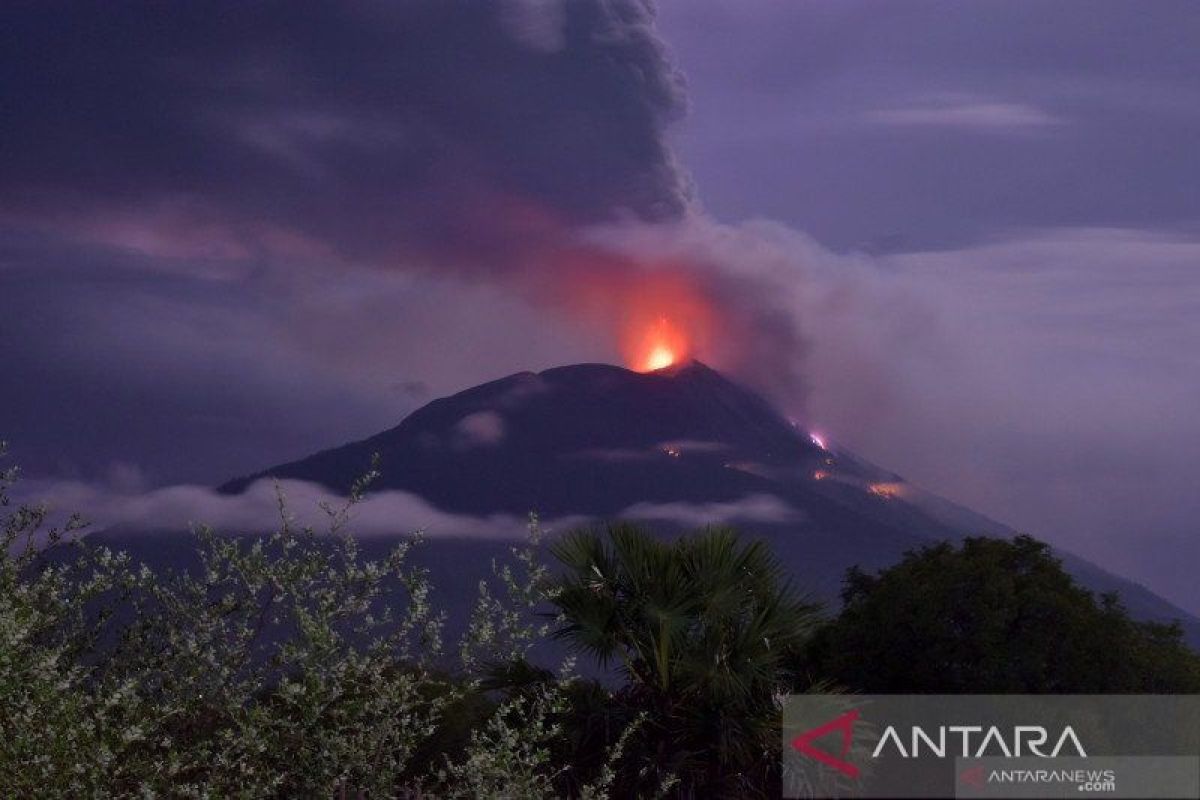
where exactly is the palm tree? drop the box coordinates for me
[548,524,821,798]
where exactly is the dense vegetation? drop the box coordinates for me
[3,447,1198,797]
[806,535,1200,693]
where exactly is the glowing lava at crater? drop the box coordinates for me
[645,345,676,371]
[611,273,715,373]
[628,316,690,372]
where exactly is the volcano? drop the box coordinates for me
[209,360,1200,645]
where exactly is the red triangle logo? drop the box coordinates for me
[791,708,861,779]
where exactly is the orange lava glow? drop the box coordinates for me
[645,345,676,371]
[533,248,716,373]
[868,482,904,499]
[615,273,714,372]
[632,317,690,372]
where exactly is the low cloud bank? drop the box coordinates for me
[17,477,800,542]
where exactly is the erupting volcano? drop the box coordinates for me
[207,359,1200,649]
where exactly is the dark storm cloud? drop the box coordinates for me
[2,0,689,265]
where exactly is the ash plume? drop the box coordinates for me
[1,0,690,262]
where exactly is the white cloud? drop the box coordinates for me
[867,98,1063,132]
[621,493,803,527]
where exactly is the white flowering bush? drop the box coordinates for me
[0,447,639,798]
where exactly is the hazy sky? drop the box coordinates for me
[2,1,1197,612]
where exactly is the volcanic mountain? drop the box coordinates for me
[212,360,1200,644]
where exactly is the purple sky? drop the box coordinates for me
[2,1,1198,613]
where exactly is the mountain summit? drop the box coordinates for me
[218,361,1200,645]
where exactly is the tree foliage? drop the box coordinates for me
[807,534,1200,693]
